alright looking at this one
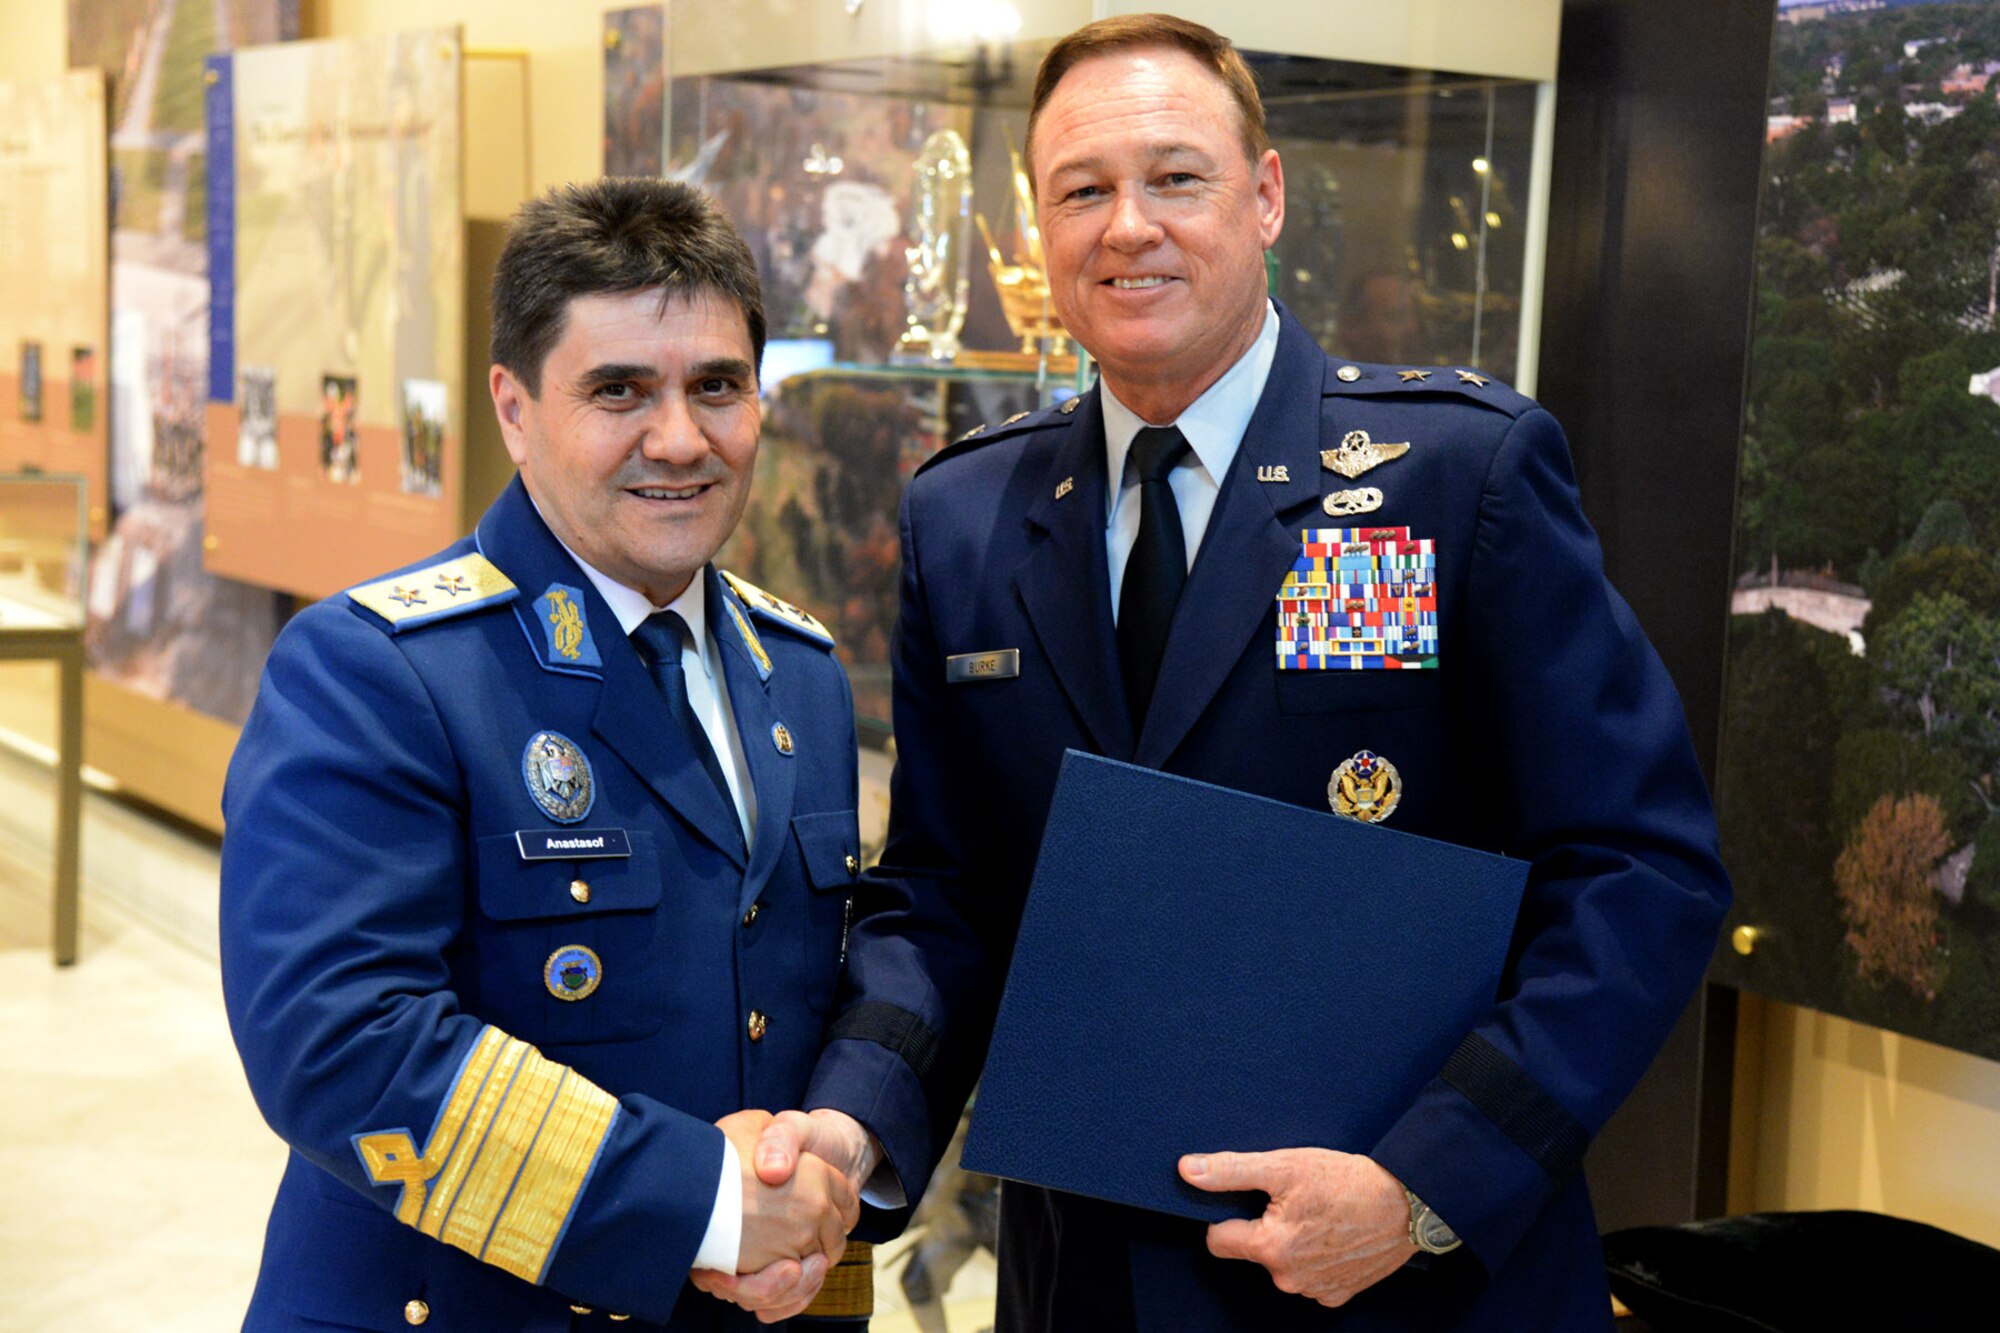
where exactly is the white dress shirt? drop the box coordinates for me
[540,523,751,1274]
[1102,301,1281,622]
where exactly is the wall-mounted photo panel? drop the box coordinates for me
[0,71,110,539]
[1712,0,2000,1061]
[203,28,464,600]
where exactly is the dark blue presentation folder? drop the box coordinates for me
[960,750,1528,1223]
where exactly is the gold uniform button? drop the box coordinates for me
[747,1010,768,1042]
[570,879,591,904]
[742,901,762,927]
[404,1300,430,1326]
[845,854,859,876]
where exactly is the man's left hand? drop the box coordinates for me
[1180,1148,1417,1308]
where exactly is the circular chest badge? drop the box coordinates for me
[522,730,594,824]
[544,945,602,1002]
[1329,749,1402,824]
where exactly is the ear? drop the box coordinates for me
[489,363,531,468]
[1254,147,1285,251]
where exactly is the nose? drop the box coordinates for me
[1103,188,1163,252]
[639,393,712,466]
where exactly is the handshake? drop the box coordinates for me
[691,1107,881,1321]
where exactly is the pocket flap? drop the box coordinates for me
[791,809,859,891]
[476,831,662,921]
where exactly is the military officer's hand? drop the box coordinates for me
[1180,1148,1417,1308]
[693,1110,859,1323]
[694,1109,880,1318]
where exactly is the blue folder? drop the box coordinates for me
[960,750,1528,1223]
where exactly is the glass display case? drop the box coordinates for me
[660,1,1560,737]
[0,471,88,630]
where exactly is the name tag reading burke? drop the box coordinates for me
[516,828,634,861]
[946,649,1021,684]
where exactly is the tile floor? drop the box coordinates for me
[0,744,993,1332]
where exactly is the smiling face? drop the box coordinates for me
[1032,45,1284,423]
[490,287,760,605]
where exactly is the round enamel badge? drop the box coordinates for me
[1329,749,1402,824]
[544,945,602,1002]
[522,730,594,824]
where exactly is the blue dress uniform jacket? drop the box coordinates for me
[804,306,1732,1331]
[221,476,875,1331]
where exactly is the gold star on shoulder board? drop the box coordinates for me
[1399,369,1432,382]
[1456,370,1490,387]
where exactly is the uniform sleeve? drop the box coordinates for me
[804,480,1013,1216]
[1367,408,1731,1273]
[219,606,723,1324]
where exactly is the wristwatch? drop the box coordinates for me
[1404,1187,1462,1254]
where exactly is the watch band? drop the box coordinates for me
[1404,1186,1462,1254]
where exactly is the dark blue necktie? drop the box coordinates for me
[631,611,740,841]
[1119,425,1192,728]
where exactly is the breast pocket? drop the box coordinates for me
[473,831,667,1045]
[790,810,859,1013]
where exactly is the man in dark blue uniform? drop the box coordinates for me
[745,13,1732,1331]
[221,179,897,1330]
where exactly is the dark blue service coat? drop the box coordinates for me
[805,307,1731,1330]
[221,477,880,1331]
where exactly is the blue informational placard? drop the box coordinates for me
[204,54,234,404]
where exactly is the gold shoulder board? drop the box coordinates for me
[719,570,835,647]
[348,553,518,632]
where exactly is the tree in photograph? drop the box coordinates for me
[1836,793,1950,1000]
[1872,593,2000,746]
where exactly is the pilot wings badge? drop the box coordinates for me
[1321,430,1411,481]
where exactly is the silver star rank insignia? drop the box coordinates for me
[1456,370,1490,387]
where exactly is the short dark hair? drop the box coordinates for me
[490,177,766,396]
[1025,14,1270,187]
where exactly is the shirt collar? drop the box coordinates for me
[527,490,712,672]
[1101,300,1281,524]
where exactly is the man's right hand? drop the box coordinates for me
[718,1109,860,1273]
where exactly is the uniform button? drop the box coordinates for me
[570,879,591,904]
[747,1010,768,1042]
[404,1300,430,1326]
[742,901,762,927]
[845,854,859,876]
[1337,364,1362,382]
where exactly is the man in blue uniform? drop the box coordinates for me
[744,13,1733,1331]
[221,179,893,1330]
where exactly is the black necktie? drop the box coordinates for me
[1118,425,1192,728]
[631,611,740,838]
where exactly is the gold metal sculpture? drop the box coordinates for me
[976,147,1070,358]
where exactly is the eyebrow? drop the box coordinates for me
[576,357,756,389]
[1046,141,1213,177]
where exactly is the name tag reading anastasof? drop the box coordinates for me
[516,828,634,861]
[946,649,1021,684]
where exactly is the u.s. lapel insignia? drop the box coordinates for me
[1399,369,1432,383]
[533,584,603,668]
[771,721,795,756]
[1322,430,1411,480]
[1257,465,1290,483]
[522,730,595,824]
[1323,487,1384,516]
[1329,750,1402,824]
[1456,369,1490,387]
[1055,476,1075,500]
[544,945,602,1002]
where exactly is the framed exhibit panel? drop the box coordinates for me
[0,71,111,541]
[202,27,465,601]
[657,0,1560,736]
[1712,0,2000,1063]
